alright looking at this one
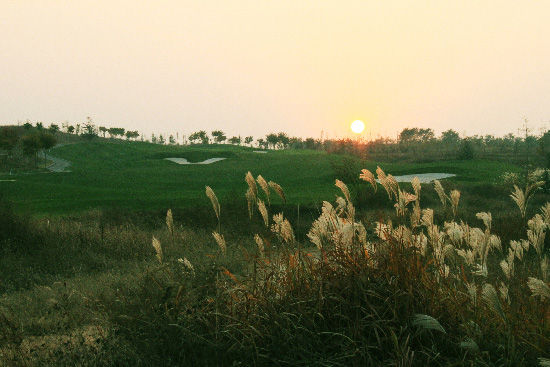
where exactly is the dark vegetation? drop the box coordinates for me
[0,121,549,365]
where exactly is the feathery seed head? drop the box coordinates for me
[268,181,286,203]
[205,186,220,221]
[527,277,550,300]
[254,234,265,256]
[258,199,269,227]
[212,232,226,255]
[152,236,162,264]
[434,180,448,207]
[257,175,270,203]
[335,179,351,203]
[359,169,377,192]
[411,176,421,197]
[245,171,258,199]
[246,188,255,219]
[166,209,174,234]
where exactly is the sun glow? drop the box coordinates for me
[351,120,365,134]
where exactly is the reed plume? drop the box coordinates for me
[433,180,449,208]
[359,169,377,192]
[205,186,220,222]
[254,234,265,256]
[335,179,351,203]
[212,232,226,255]
[246,171,258,199]
[450,190,460,218]
[152,236,162,264]
[166,209,174,236]
[246,188,255,219]
[268,181,286,203]
[257,175,270,204]
[258,199,269,227]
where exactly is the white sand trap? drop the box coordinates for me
[0,179,16,182]
[253,151,268,154]
[378,173,456,183]
[165,157,227,165]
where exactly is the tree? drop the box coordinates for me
[277,132,290,149]
[441,129,460,145]
[38,132,57,167]
[244,136,253,146]
[67,125,75,134]
[151,134,158,144]
[35,122,44,130]
[458,139,474,160]
[211,130,227,144]
[82,118,98,140]
[266,133,279,149]
[189,131,209,145]
[399,127,434,144]
[99,126,108,138]
[228,136,240,145]
[48,124,60,135]
[21,135,41,166]
[158,134,165,144]
[304,138,316,149]
[108,127,125,139]
[23,121,33,130]
[169,135,176,145]
[257,138,266,149]
[125,131,139,140]
[0,127,19,154]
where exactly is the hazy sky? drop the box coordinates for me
[1,1,549,139]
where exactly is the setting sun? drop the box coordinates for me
[351,120,365,134]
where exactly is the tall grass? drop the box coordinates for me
[1,167,549,366]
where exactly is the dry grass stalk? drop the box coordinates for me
[254,234,264,256]
[335,179,351,203]
[359,169,377,192]
[257,175,270,204]
[268,181,286,204]
[246,188,255,219]
[450,190,460,217]
[433,180,449,207]
[527,277,550,300]
[411,176,421,198]
[205,186,220,221]
[152,236,162,264]
[258,199,269,227]
[246,171,258,199]
[166,209,174,235]
[212,232,226,255]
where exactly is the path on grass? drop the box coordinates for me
[45,145,71,172]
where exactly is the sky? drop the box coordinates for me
[1,1,549,140]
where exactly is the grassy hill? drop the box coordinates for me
[0,140,525,215]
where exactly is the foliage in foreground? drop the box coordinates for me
[1,168,549,366]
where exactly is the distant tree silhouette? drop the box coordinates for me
[99,126,108,138]
[211,130,227,144]
[266,133,278,149]
[48,124,60,134]
[228,136,241,145]
[441,129,460,145]
[244,136,253,146]
[189,131,209,144]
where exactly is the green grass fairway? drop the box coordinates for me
[0,140,523,215]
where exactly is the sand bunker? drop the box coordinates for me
[0,179,16,182]
[165,157,227,165]
[253,151,268,154]
[379,173,456,183]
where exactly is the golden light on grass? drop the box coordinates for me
[351,120,365,134]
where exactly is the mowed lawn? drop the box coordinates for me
[0,140,524,215]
